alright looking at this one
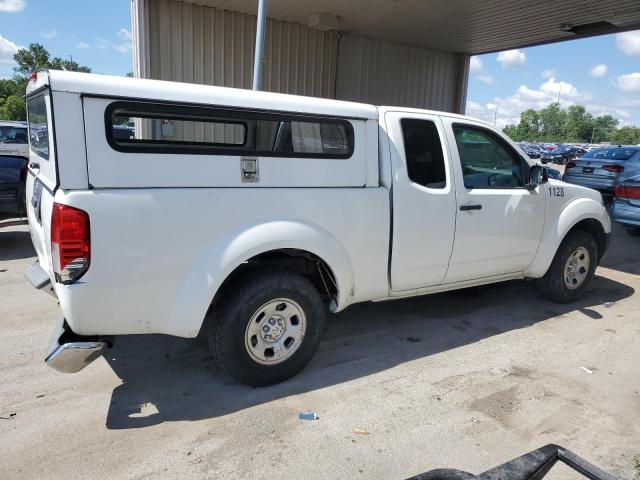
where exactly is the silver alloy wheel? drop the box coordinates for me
[564,246,590,290]
[244,298,306,365]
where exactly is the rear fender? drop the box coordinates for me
[170,220,354,337]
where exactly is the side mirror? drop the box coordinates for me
[525,165,548,190]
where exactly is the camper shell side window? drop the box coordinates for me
[105,101,354,159]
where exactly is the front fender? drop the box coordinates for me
[170,220,355,337]
[525,197,611,278]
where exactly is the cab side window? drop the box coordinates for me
[401,118,446,189]
[453,124,525,189]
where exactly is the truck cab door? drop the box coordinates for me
[442,118,546,283]
[386,112,457,291]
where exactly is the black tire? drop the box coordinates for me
[535,230,598,303]
[205,271,326,387]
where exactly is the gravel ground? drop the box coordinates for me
[0,221,638,479]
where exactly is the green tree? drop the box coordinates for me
[0,95,26,120]
[563,105,593,142]
[517,109,540,140]
[13,43,91,79]
[0,43,92,120]
[538,103,567,141]
[610,126,640,145]
[590,115,618,143]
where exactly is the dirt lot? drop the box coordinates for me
[1,221,639,479]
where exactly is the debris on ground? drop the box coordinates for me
[0,412,16,420]
[471,417,480,424]
[580,366,596,374]
[353,429,370,435]
[298,411,318,421]
[406,337,421,343]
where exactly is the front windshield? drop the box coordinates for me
[0,126,28,144]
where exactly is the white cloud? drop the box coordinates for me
[470,56,482,73]
[496,49,527,68]
[76,41,90,49]
[40,29,58,40]
[469,56,494,85]
[465,77,590,129]
[0,0,25,12]
[96,28,132,54]
[0,33,21,65]
[617,73,640,93]
[541,68,556,79]
[589,64,607,78]
[616,30,640,56]
[539,77,580,98]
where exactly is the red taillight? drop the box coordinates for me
[615,183,640,200]
[566,161,576,169]
[29,71,38,82]
[603,164,624,173]
[51,203,90,284]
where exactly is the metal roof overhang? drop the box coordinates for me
[176,0,640,54]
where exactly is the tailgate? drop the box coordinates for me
[25,76,57,279]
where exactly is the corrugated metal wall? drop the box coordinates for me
[147,0,338,98]
[142,0,468,113]
[336,34,467,112]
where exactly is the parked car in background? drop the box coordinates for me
[112,124,135,140]
[563,146,640,193]
[0,121,29,158]
[612,175,640,236]
[0,154,27,222]
[544,167,562,180]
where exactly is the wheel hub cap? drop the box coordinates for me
[261,316,286,342]
[245,298,307,365]
[564,247,590,290]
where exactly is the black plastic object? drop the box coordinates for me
[407,444,616,480]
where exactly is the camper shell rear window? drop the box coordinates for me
[27,95,50,160]
[106,101,354,159]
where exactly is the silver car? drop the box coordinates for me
[562,146,640,193]
[612,175,640,236]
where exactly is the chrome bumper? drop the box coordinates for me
[45,319,107,373]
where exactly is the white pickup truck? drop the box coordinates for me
[24,70,610,386]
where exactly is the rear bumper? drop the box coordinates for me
[45,318,108,373]
[562,174,616,192]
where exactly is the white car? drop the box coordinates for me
[24,70,610,386]
[0,120,29,158]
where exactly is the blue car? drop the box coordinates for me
[563,146,640,193]
[0,154,27,222]
[612,175,640,236]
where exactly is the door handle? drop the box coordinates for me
[29,162,40,169]
[460,204,482,211]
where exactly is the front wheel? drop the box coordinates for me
[205,271,327,386]
[536,230,598,303]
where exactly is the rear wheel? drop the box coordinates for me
[205,271,326,386]
[536,230,598,303]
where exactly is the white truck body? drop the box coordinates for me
[24,71,610,384]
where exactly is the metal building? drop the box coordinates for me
[131,0,640,114]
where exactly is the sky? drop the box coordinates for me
[0,0,639,130]
[0,0,132,79]
[467,30,640,129]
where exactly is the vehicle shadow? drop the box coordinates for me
[599,224,640,275]
[104,274,634,430]
[0,228,35,261]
